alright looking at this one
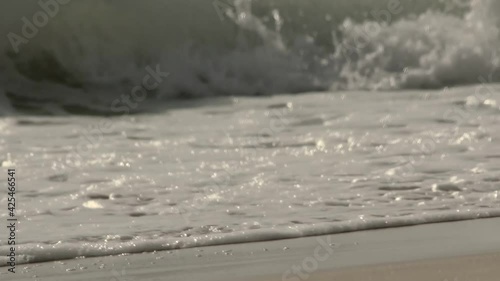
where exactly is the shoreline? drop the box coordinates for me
[3,209,500,266]
[5,217,500,280]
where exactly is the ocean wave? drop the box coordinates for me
[0,0,499,113]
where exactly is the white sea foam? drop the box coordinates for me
[0,88,499,264]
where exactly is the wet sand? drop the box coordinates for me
[268,253,500,281]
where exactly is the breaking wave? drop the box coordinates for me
[0,0,499,113]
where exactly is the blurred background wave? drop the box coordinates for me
[0,0,498,114]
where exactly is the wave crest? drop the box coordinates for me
[0,0,499,113]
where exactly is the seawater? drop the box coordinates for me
[1,86,500,263]
[0,0,499,264]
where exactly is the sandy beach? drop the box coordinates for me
[4,218,500,280]
[283,254,500,281]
